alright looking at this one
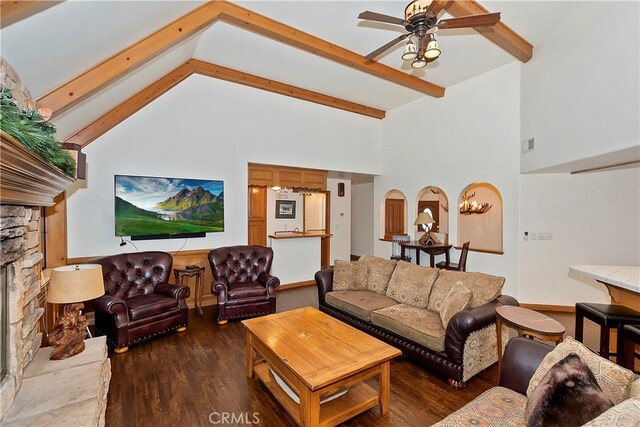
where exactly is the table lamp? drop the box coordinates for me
[47,264,105,360]
[414,212,435,244]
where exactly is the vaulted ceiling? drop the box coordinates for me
[1,1,557,145]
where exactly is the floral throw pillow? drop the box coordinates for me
[385,261,438,308]
[332,260,368,291]
[439,282,473,327]
[359,256,397,295]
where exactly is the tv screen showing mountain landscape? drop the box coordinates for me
[115,175,224,237]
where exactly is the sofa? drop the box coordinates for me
[90,251,190,352]
[436,337,640,426]
[315,256,518,387]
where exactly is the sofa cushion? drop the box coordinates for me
[358,255,397,295]
[439,283,473,327]
[371,304,445,352]
[227,281,268,299]
[385,261,438,308]
[527,337,636,405]
[126,293,178,320]
[325,290,398,322]
[428,270,504,311]
[582,397,640,426]
[434,386,527,426]
[332,260,367,291]
[630,378,640,398]
[524,353,613,427]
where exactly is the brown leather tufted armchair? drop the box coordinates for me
[89,251,189,353]
[208,245,280,324]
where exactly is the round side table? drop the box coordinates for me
[495,306,565,383]
[174,266,206,315]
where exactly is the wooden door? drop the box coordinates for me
[384,198,404,239]
[248,185,267,246]
[418,200,440,232]
[321,191,331,269]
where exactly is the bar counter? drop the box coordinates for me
[570,265,640,310]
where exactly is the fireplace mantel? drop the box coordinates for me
[0,131,75,206]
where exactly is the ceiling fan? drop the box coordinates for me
[359,0,501,69]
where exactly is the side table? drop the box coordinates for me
[174,266,206,315]
[495,306,565,383]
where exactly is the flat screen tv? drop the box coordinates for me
[115,175,224,240]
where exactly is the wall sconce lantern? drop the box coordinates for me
[459,191,492,215]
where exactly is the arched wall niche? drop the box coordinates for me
[381,189,408,240]
[457,182,503,253]
[415,186,449,241]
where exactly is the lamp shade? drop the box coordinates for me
[401,40,418,60]
[48,264,105,304]
[414,211,435,225]
[411,57,427,69]
[425,39,441,59]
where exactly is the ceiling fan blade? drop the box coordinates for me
[358,11,408,26]
[364,33,411,61]
[424,0,449,18]
[437,12,501,30]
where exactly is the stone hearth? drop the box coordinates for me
[0,205,44,420]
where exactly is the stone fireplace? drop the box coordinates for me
[0,205,45,419]
[0,58,76,421]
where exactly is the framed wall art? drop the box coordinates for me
[275,200,296,219]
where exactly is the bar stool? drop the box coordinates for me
[575,303,640,363]
[622,324,640,373]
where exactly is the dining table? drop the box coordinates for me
[400,241,452,267]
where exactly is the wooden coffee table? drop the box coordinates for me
[242,307,401,427]
[495,306,565,382]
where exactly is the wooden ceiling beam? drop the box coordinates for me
[0,1,63,29]
[64,63,194,148]
[215,1,445,98]
[39,0,445,120]
[37,2,221,118]
[444,0,533,63]
[189,59,385,119]
[65,59,384,148]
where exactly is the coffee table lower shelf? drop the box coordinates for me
[253,361,378,427]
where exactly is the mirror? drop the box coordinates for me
[416,186,449,241]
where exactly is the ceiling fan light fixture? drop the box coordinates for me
[401,40,418,60]
[425,39,441,59]
[405,0,432,21]
[411,57,427,69]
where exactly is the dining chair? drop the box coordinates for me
[436,241,470,271]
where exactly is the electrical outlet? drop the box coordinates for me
[530,232,538,240]
[538,232,553,240]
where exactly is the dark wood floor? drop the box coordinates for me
[106,306,499,427]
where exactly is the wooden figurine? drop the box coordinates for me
[48,303,88,360]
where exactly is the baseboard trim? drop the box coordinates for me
[521,303,575,313]
[276,280,315,291]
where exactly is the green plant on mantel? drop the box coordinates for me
[0,87,74,177]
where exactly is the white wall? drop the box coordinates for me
[267,189,303,236]
[520,1,639,173]
[517,0,640,305]
[66,75,381,257]
[328,178,351,263]
[375,62,522,298]
[303,193,325,231]
[351,182,374,257]
[519,167,640,305]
